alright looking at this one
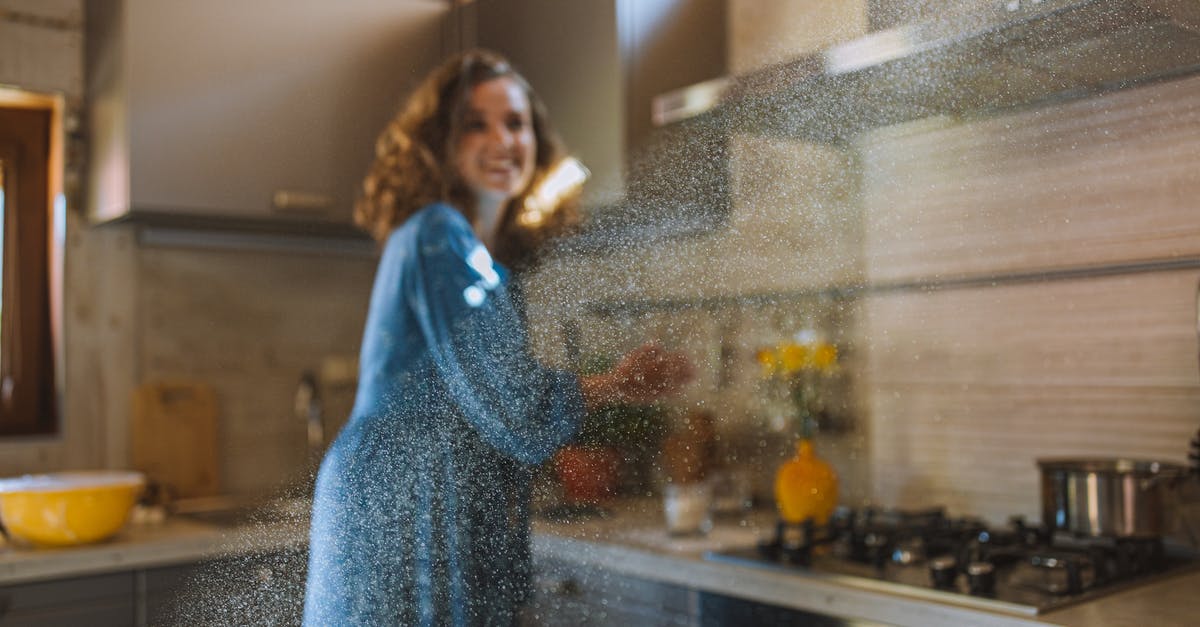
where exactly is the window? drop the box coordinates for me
[0,101,59,435]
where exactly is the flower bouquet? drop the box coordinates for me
[756,330,840,524]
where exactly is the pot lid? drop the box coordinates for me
[1036,458,1187,474]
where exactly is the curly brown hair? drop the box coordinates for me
[355,49,581,269]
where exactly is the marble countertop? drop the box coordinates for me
[0,516,301,585]
[1,499,1195,626]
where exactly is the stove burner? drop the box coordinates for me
[965,561,996,595]
[929,555,958,588]
[756,519,836,566]
[1020,551,1092,595]
[738,505,1198,612]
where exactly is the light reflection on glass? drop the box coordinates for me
[825,29,919,75]
[519,157,589,227]
[651,77,731,126]
[53,192,66,244]
[1086,473,1101,533]
[462,285,485,308]
[463,244,500,307]
[467,245,500,288]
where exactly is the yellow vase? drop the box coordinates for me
[774,439,838,524]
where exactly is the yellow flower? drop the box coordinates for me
[779,343,809,373]
[756,347,778,376]
[758,338,839,380]
[812,343,838,371]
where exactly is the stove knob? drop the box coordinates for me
[1065,559,1083,595]
[892,547,916,566]
[966,561,996,595]
[864,533,890,568]
[756,539,781,561]
[929,555,959,588]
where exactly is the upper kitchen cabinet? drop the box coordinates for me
[655,0,1200,144]
[85,0,448,234]
[470,0,728,242]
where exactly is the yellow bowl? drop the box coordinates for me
[0,471,145,547]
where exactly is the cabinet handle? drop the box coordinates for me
[272,190,334,215]
[538,576,580,598]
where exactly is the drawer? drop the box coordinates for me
[526,558,693,626]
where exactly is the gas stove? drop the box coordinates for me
[707,507,1199,616]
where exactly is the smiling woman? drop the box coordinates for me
[303,49,693,627]
[0,97,59,436]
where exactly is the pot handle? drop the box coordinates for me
[1190,426,1199,476]
[1139,465,1190,491]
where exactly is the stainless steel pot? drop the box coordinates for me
[1038,458,1188,538]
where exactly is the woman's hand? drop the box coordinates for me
[580,342,694,411]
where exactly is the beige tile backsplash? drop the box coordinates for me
[136,246,374,495]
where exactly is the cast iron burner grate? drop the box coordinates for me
[718,505,1199,614]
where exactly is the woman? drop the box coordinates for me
[303,50,691,626]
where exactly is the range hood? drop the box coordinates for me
[652,0,1200,142]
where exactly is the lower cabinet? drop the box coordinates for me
[524,558,695,627]
[0,548,308,627]
[523,560,863,627]
[0,572,135,627]
[698,592,874,627]
[141,548,308,627]
[2,551,841,626]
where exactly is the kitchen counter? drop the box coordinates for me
[530,499,1200,626]
[0,515,302,585]
[532,500,1051,627]
[1,499,1196,626]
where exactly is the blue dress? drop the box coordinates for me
[303,203,584,626]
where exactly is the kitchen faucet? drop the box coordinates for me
[295,370,325,467]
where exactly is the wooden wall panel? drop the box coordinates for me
[857,71,1200,524]
[863,269,1200,522]
[866,271,1200,388]
[859,75,1200,283]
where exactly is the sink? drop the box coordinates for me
[174,496,311,528]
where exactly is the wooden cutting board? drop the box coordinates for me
[131,380,220,500]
